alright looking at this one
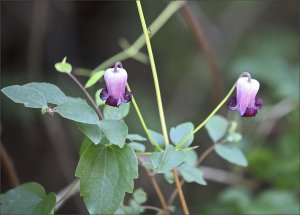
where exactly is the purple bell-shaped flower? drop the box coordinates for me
[227,72,263,117]
[100,62,132,107]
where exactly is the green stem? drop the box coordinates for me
[176,83,237,149]
[127,84,163,151]
[92,1,186,73]
[136,0,170,147]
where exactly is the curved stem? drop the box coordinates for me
[67,73,104,119]
[136,1,189,214]
[127,84,163,151]
[55,179,80,210]
[143,205,163,213]
[176,83,236,149]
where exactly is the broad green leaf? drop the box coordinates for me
[170,122,194,148]
[215,144,248,167]
[182,150,198,166]
[76,143,138,215]
[151,145,185,173]
[98,120,128,148]
[129,142,146,152]
[178,164,207,185]
[0,182,56,215]
[164,171,174,184]
[95,89,106,106]
[104,103,130,120]
[127,134,147,142]
[148,129,165,148]
[85,70,105,88]
[133,188,147,204]
[1,85,47,108]
[77,123,102,144]
[56,100,99,124]
[65,96,88,104]
[205,115,228,142]
[54,57,72,73]
[24,82,66,105]
[79,137,93,156]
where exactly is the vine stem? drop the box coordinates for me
[136,1,189,214]
[67,73,104,120]
[55,180,80,211]
[126,84,163,151]
[176,83,237,149]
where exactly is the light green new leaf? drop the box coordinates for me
[24,82,66,105]
[104,103,130,120]
[205,115,228,142]
[148,129,165,148]
[170,122,194,148]
[77,123,102,144]
[0,182,56,215]
[129,142,146,152]
[133,188,147,204]
[76,143,138,215]
[98,120,128,148]
[127,134,147,142]
[1,85,48,108]
[54,57,72,73]
[179,164,207,185]
[151,145,185,173]
[95,89,106,106]
[56,100,99,124]
[215,144,248,167]
[85,70,105,88]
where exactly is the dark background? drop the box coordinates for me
[1,1,299,214]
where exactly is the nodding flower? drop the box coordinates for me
[100,61,132,107]
[227,72,263,117]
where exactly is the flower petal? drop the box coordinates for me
[106,96,121,107]
[100,88,109,100]
[122,90,133,103]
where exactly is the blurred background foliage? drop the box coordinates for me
[1,1,299,214]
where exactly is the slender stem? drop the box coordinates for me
[67,73,104,119]
[92,1,186,73]
[176,83,236,149]
[55,180,80,210]
[136,1,189,214]
[0,144,20,187]
[143,205,163,213]
[127,84,163,151]
[136,0,169,147]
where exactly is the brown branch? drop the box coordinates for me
[180,4,223,105]
[67,73,104,120]
[172,169,189,215]
[0,144,20,187]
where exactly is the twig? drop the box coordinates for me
[55,179,80,211]
[138,156,169,215]
[67,73,104,119]
[0,144,20,187]
[143,205,163,213]
[180,3,223,104]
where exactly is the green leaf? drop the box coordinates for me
[133,188,147,204]
[215,144,248,167]
[0,182,56,215]
[226,132,242,142]
[1,85,47,108]
[85,70,105,88]
[170,122,194,148]
[164,171,174,184]
[76,143,138,215]
[95,89,106,106]
[205,115,228,142]
[148,129,165,148]
[104,103,130,120]
[182,150,198,166]
[55,57,72,73]
[178,164,207,185]
[151,145,185,173]
[127,134,147,142]
[77,123,102,144]
[24,82,66,105]
[56,100,99,124]
[129,142,146,152]
[98,120,128,148]
[79,137,93,156]
[123,199,144,214]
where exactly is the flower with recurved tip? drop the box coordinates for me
[100,62,132,107]
[227,72,263,117]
